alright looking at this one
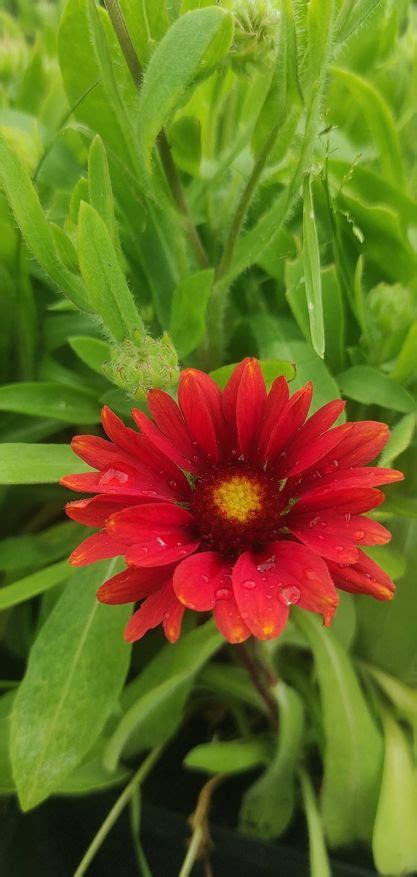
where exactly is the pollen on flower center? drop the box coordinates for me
[191,464,287,556]
[212,475,262,523]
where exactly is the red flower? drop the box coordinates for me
[62,359,403,644]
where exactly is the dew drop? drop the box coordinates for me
[164,611,170,620]
[142,546,149,554]
[320,520,327,528]
[156,536,167,547]
[242,579,257,591]
[201,575,209,584]
[304,569,316,581]
[344,513,351,523]
[309,515,320,528]
[215,587,232,601]
[280,585,301,606]
[168,480,177,489]
[256,555,276,574]
[355,529,365,541]
[331,459,339,469]
[335,545,344,553]
[99,467,129,487]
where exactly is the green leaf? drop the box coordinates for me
[331,67,405,190]
[298,768,331,877]
[390,322,417,384]
[302,174,325,358]
[239,683,304,839]
[286,261,346,374]
[0,382,101,423]
[103,621,222,770]
[138,8,234,169]
[78,202,143,341]
[0,135,90,312]
[69,336,111,375]
[252,321,345,416]
[198,663,266,713]
[294,610,383,846]
[379,413,416,467]
[363,546,406,581]
[336,366,416,413]
[11,560,131,810]
[372,710,417,875]
[0,561,71,611]
[184,738,271,775]
[0,443,91,485]
[88,135,118,244]
[170,269,213,358]
[211,359,296,390]
[335,0,383,47]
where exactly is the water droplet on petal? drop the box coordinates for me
[256,555,276,574]
[164,611,170,620]
[355,529,365,541]
[215,587,232,601]
[280,585,301,606]
[304,569,316,581]
[156,537,167,547]
[242,579,257,591]
[335,545,344,553]
[99,467,129,488]
[309,516,320,528]
[168,480,177,489]
[201,575,209,584]
[344,513,351,523]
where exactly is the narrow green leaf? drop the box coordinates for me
[0,561,71,611]
[331,67,405,189]
[0,135,91,312]
[0,443,91,485]
[170,269,213,358]
[379,414,416,467]
[298,768,331,877]
[239,683,304,839]
[69,336,111,375]
[11,560,131,810]
[336,0,383,46]
[0,382,101,423]
[88,135,118,241]
[337,366,416,413]
[184,738,271,775]
[104,621,222,770]
[78,202,143,341]
[294,610,383,846]
[390,322,417,384]
[211,359,296,390]
[302,175,325,358]
[138,8,234,169]
[372,710,417,874]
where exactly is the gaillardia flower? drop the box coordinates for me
[62,359,403,644]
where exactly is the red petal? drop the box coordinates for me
[162,592,185,643]
[328,550,395,601]
[173,551,232,611]
[291,465,404,495]
[124,581,176,642]
[293,486,384,515]
[296,399,346,440]
[62,460,187,502]
[265,383,313,463]
[65,495,146,526]
[107,503,199,567]
[71,435,133,471]
[133,407,200,475]
[255,376,290,463]
[214,594,251,643]
[178,369,223,461]
[287,510,391,564]
[69,531,127,566]
[280,424,351,478]
[272,540,339,623]
[222,358,253,434]
[236,359,267,461]
[97,565,172,604]
[232,549,289,640]
[101,406,144,457]
[147,389,204,471]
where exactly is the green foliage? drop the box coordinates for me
[0,0,417,871]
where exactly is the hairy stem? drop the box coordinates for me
[238,641,278,727]
[178,775,223,877]
[104,0,209,268]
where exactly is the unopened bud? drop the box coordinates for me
[103,332,180,399]
[225,0,280,74]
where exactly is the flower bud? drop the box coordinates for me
[103,332,180,399]
[225,0,280,74]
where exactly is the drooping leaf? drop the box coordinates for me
[0,444,91,485]
[294,610,383,846]
[0,382,101,423]
[11,560,131,810]
[336,366,416,413]
[0,561,71,611]
[184,738,271,775]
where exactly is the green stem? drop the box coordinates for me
[73,747,163,877]
[238,641,278,727]
[104,0,209,269]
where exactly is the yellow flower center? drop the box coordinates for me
[212,475,262,523]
